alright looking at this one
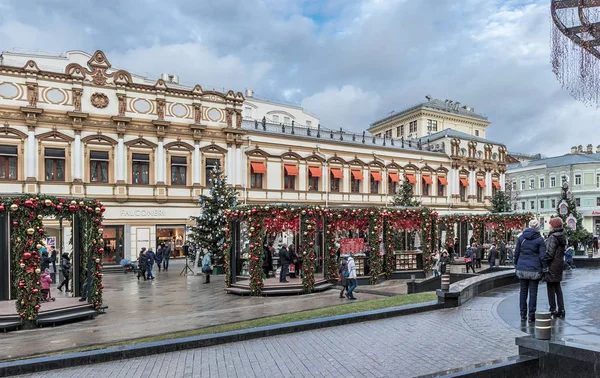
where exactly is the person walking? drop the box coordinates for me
[279,244,291,283]
[155,245,163,272]
[544,218,567,319]
[41,248,53,273]
[465,246,476,273]
[346,252,357,300]
[262,242,273,277]
[338,256,349,298]
[593,235,598,254]
[202,248,213,284]
[57,253,72,292]
[50,246,57,273]
[439,251,450,275]
[432,250,440,277]
[488,243,498,269]
[500,242,507,266]
[515,219,546,323]
[137,248,148,281]
[162,242,172,271]
[476,244,483,268]
[146,248,156,280]
[564,245,575,270]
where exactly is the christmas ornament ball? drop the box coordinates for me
[10,204,18,211]
[26,228,35,235]
[44,199,52,206]
[35,268,41,274]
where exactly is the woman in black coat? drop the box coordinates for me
[544,218,567,318]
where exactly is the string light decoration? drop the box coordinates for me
[551,0,600,106]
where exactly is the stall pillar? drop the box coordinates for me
[0,212,10,301]
[230,220,240,284]
[72,214,82,297]
[458,222,469,256]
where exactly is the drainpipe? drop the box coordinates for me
[241,137,251,204]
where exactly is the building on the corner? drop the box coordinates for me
[0,49,507,264]
[367,95,490,141]
[507,144,600,235]
[242,89,319,128]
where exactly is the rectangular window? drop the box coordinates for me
[351,170,362,193]
[376,133,381,138]
[89,150,109,183]
[370,172,382,194]
[529,179,535,189]
[244,107,252,118]
[330,172,340,192]
[396,125,404,137]
[170,156,187,185]
[540,200,544,209]
[576,198,581,207]
[132,153,150,185]
[283,116,290,125]
[422,175,432,197]
[512,181,517,191]
[475,130,479,137]
[551,199,556,208]
[550,177,556,187]
[477,185,484,202]
[539,178,545,189]
[205,158,220,187]
[575,174,582,185]
[308,166,320,191]
[250,162,265,189]
[597,197,600,206]
[385,130,392,138]
[513,203,517,211]
[521,201,525,210]
[0,145,18,180]
[306,120,312,127]
[561,175,567,184]
[426,119,437,132]
[460,179,468,202]
[409,120,418,134]
[44,148,65,182]
[283,164,297,190]
[520,180,525,190]
[438,178,446,197]
[530,201,535,210]
[272,115,279,123]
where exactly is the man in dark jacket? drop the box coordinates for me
[544,218,567,318]
[41,249,53,272]
[162,243,172,271]
[472,244,482,268]
[515,220,546,322]
[593,236,598,254]
[262,242,273,277]
[499,242,507,265]
[279,244,291,283]
[488,244,498,269]
[146,248,156,280]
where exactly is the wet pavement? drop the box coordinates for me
[0,259,383,361]
[497,267,600,346]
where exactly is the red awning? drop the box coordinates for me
[330,168,344,179]
[406,174,416,184]
[438,176,448,186]
[284,164,299,176]
[477,179,486,188]
[422,175,433,184]
[388,173,400,183]
[351,170,364,180]
[251,162,266,174]
[308,166,322,177]
[371,171,382,181]
[460,178,469,187]
[492,181,501,189]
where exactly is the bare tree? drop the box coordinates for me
[504,173,521,211]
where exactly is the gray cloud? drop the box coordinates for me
[0,0,595,156]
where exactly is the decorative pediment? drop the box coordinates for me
[327,156,347,165]
[348,157,365,166]
[404,163,419,172]
[436,166,449,173]
[87,50,112,70]
[306,154,325,163]
[235,92,245,101]
[154,79,168,90]
[113,70,132,85]
[421,164,433,173]
[226,90,236,100]
[125,137,157,149]
[0,122,27,139]
[200,143,227,154]
[65,63,86,79]
[281,151,302,160]
[37,129,74,143]
[368,160,384,168]
[192,85,203,95]
[164,140,194,151]
[22,60,41,73]
[386,162,403,170]
[82,133,117,145]
[246,147,269,159]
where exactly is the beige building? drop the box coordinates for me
[0,49,507,263]
[368,95,490,141]
[242,89,319,128]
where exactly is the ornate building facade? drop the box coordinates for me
[0,49,507,263]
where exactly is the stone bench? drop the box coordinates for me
[436,269,518,308]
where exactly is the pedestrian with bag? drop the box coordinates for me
[202,248,213,284]
[544,218,567,319]
[155,244,164,272]
[57,253,72,292]
[338,256,349,298]
[137,248,148,281]
[515,219,546,323]
[346,252,357,300]
[279,244,291,283]
[465,246,476,273]
[488,243,498,269]
[439,251,450,275]
[162,242,172,271]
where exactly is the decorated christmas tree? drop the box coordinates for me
[554,180,590,247]
[188,166,238,265]
[390,174,421,207]
[490,190,512,213]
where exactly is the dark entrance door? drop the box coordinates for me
[103,225,124,264]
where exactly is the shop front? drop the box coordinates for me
[156,225,187,258]
[102,226,125,264]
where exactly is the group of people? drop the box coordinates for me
[136,243,172,281]
[338,252,358,300]
[516,218,567,323]
[262,242,300,283]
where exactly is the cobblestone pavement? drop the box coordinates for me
[12,289,527,378]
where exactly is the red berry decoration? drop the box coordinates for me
[56,205,62,211]
[98,248,104,254]
[38,228,44,235]
[0,205,4,211]
[12,221,18,227]
[23,252,31,259]
[34,305,40,311]
[69,205,76,212]
[24,199,33,207]
[32,289,39,294]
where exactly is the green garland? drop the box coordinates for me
[325,220,338,282]
[0,195,104,324]
[300,211,317,293]
[223,223,233,287]
[368,209,383,285]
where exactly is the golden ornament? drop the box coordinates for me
[99,238,104,244]
[26,228,35,235]
[35,268,41,274]
[44,199,52,206]
[79,201,85,206]
[70,200,77,205]
[37,215,43,220]
[36,244,42,250]
[21,300,24,305]
[19,263,25,268]
[250,227,255,232]
[28,316,33,320]
[95,207,101,214]
[98,228,104,234]
[10,204,18,211]
[95,258,101,263]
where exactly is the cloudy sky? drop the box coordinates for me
[0,0,594,155]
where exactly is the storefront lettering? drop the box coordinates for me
[592,211,600,216]
[120,209,166,217]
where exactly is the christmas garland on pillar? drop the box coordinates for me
[223,221,232,287]
[368,209,383,285]
[383,219,393,279]
[0,195,105,323]
[420,209,437,273]
[246,209,264,295]
[325,220,337,282]
[300,208,317,293]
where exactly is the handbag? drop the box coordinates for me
[342,270,350,278]
[465,257,472,263]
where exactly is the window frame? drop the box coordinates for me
[529,178,535,189]
[329,171,341,193]
[550,176,556,187]
[44,147,66,182]
[426,119,437,133]
[539,178,545,189]
[170,155,188,186]
[520,180,525,190]
[350,172,361,193]
[576,198,581,207]
[131,153,150,185]
[551,199,556,208]
[0,145,18,181]
[283,164,297,191]
[204,157,221,187]
[370,171,381,194]
[89,150,110,184]
[460,178,468,202]
[575,174,582,186]
[421,175,431,197]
